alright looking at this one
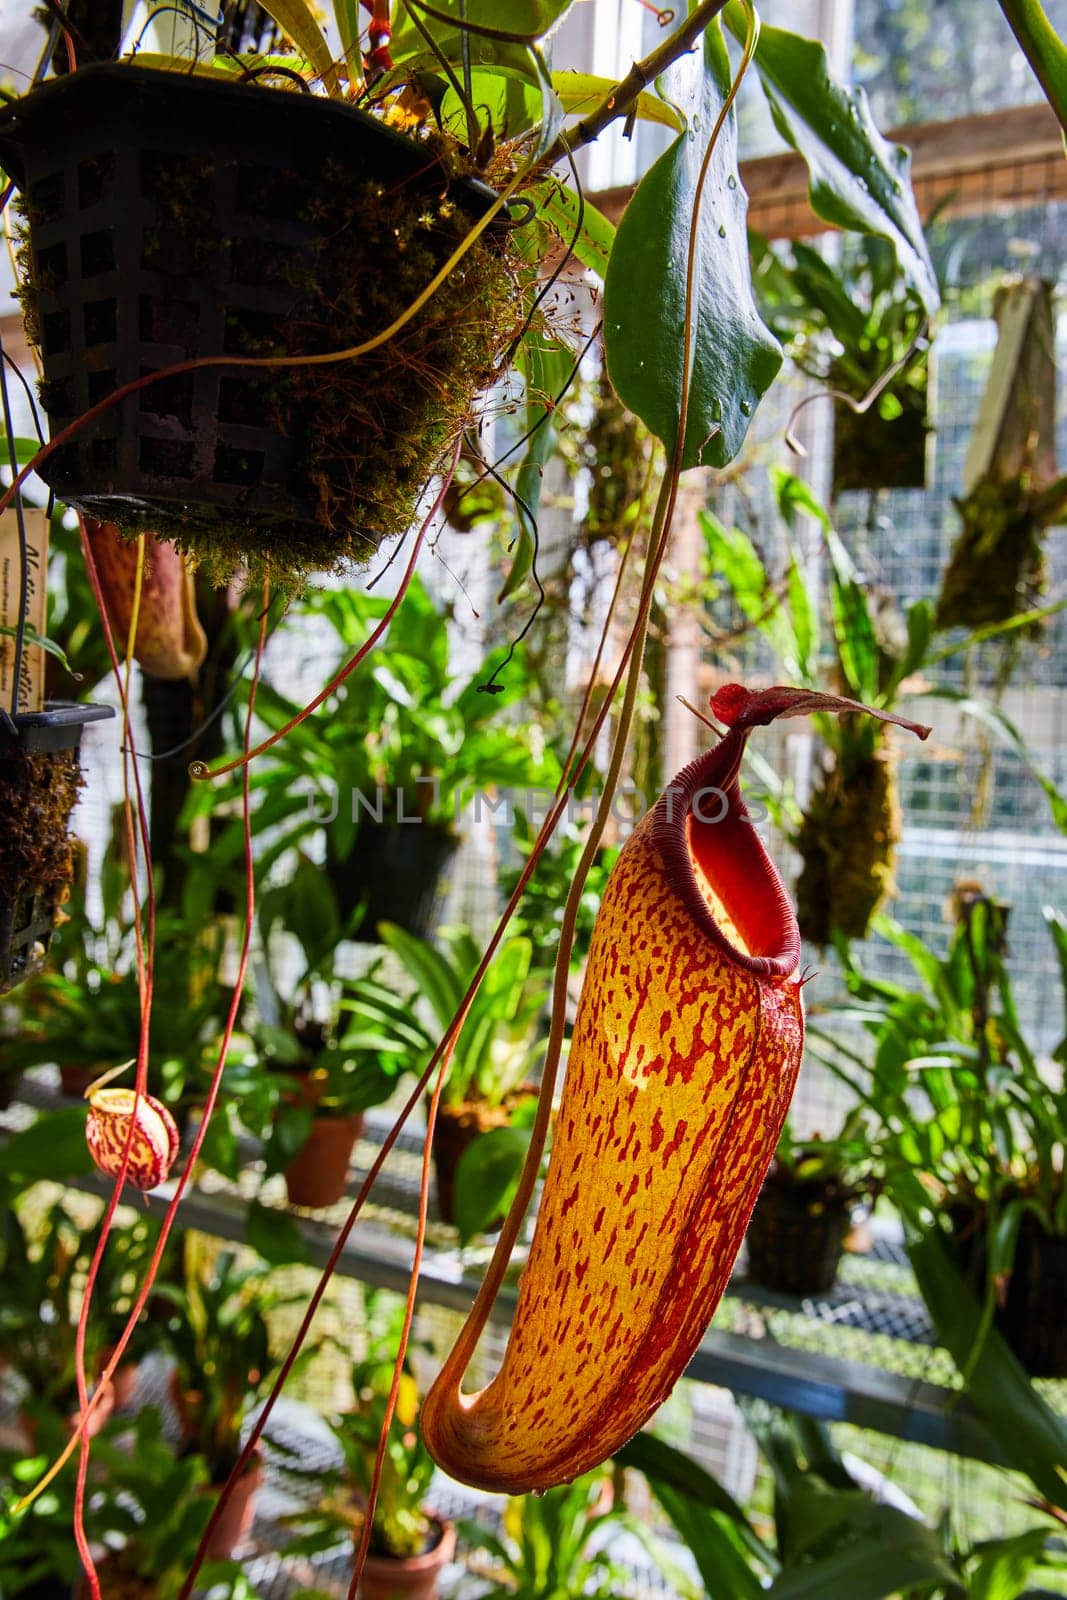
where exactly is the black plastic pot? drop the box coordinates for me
[328,818,458,942]
[949,1203,1067,1378]
[745,1175,854,1296]
[0,64,504,569]
[0,701,113,994]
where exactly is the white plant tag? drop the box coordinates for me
[0,506,50,715]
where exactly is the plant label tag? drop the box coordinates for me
[0,506,49,714]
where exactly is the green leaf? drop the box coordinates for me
[393,0,575,45]
[0,1108,93,1185]
[452,1125,530,1242]
[552,71,685,132]
[908,1226,1067,1511]
[532,180,616,279]
[650,1483,765,1599]
[764,1511,955,1600]
[1043,904,1067,1063]
[968,1525,1052,1600]
[603,22,781,469]
[615,1432,772,1572]
[244,1199,312,1267]
[0,623,73,673]
[726,6,939,316]
[501,334,575,602]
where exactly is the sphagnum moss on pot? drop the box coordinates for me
[795,734,899,948]
[0,66,530,590]
[0,746,80,988]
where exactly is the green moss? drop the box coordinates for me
[795,743,899,947]
[936,473,1045,631]
[0,746,82,914]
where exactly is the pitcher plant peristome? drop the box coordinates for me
[421,685,930,1492]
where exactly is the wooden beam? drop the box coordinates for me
[591,100,1067,239]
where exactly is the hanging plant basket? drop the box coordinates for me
[949,1200,1067,1379]
[0,701,113,995]
[744,1166,857,1296]
[794,739,900,948]
[831,373,930,495]
[0,65,523,585]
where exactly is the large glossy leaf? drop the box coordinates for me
[552,72,684,132]
[501,333,576,601]
[603,23,781,469]
[724,4,938,317]
[908,1225,1067,1511]
[0,1108,94,1185]
[452,1124,530,1241]
[396,0,575,45]
[616,1432,773,1574]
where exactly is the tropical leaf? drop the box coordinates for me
[724,5,939,315]
[452,1125,530,1241]
[908,1225,1067,1511]
[552,71,685,132]
[603,22,781,468]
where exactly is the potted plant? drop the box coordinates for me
[458,1466,632,1599]
[77,1406,253,1600]
[204,854,407,1207]
[936,276,1067,631]
[0,1200,113,1443]
[0,37,531,587]
[698,468,1067,946]
[753,231,932,493]
[744,1111,882,1297]
[699,472,933,946]
[340,921,550,1231]
[189,576,561,942]
[617,1414,1008,1600]
[282,1290,454,1600]
[812,894,1067,1377]
[154,1236,293,1558]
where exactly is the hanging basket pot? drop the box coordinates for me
[744,1169,855,1296]
[831,370,930,495]
[949,1201,1067,1379]
[0,701,113,995]
[0,65,523,585]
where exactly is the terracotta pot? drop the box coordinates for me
[284,1112,365,1208]
[203,1446,266,1561]
[98,1345,140,1411]
[359,1518,456,1600]
[431,1089,536,1228]
[20,1379,115,1451]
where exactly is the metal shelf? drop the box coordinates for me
[2,1085,1053,1468]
